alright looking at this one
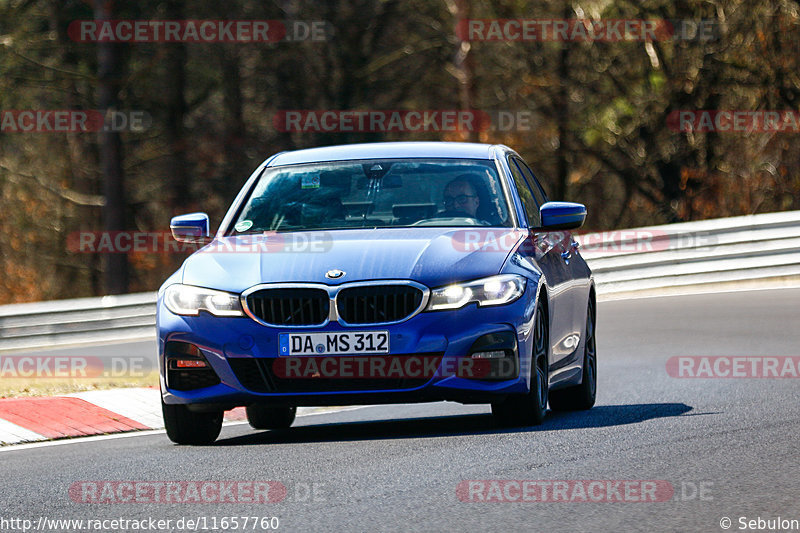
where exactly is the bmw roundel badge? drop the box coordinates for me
[325,269,345,279]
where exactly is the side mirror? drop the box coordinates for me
[539,202,586,230]
[170,212,210,243]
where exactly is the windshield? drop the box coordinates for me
[230,158,513,233]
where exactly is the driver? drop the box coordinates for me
[442,176,480,218]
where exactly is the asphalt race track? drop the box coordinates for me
[2,287,799,532]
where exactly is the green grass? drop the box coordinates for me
[0,372,159,398]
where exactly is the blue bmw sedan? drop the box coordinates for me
[158,142,596,444]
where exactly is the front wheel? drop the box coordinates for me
[492,299,549,426]
[162,399,222,445]
[246,405,297,430]
[549,297,597,411]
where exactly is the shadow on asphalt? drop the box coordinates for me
[213,402,695,446]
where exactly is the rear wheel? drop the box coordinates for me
[162,399,222,445]
[549,297,597,411]
[492,300,549,426]
[246,405,297,430]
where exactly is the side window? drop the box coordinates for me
[507,156,541,227]
[514,158,548,207]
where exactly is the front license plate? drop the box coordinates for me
[279,331,390,356]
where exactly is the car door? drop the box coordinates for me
[514,157,588,363]
[504,155,573,368]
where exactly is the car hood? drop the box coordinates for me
[180,227,524,292]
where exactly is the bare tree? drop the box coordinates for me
[95,0,129,294]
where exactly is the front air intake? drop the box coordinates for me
[245,288,329,326]
[336,285,424,324]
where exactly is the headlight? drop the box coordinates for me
[426,274,526,311]
[164,284,243,317]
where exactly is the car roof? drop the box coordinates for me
[268,142,505,167]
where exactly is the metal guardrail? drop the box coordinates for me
[580,210,800,294]
[0,293,157,353]
[1,210,799,352]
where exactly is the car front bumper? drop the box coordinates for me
[157,282,540,408]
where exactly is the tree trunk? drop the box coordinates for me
[164,0,189,211]
[553,5,571,201]
[95,0,129,295]
[454,0,478,142]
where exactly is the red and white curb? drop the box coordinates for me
[0,388,224,445]
[0,388,353,446]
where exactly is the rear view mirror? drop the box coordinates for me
[539,202,586,230]
[319,170,352,193]
[356,174,402,190]
[170,212,210,243]
[382,174,403,188]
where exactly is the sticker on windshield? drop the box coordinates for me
[234,220,253,232]
[301,174,321,189]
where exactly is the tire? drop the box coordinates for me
[162,399,223,445]
[549,297,597,412]
[246,405,297,430]
[491,299,549,426]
